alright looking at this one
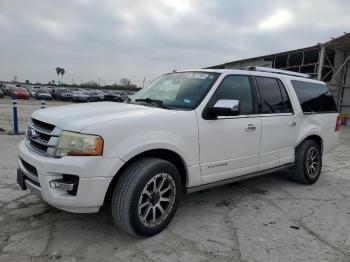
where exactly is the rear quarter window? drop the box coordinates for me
[291,80,337,113]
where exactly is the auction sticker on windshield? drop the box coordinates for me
[186,73,209,79]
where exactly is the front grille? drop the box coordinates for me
[26,118,62,157]
[31,118,55,131]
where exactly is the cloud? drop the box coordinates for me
[0,0,349,85]
[258,9,293,30]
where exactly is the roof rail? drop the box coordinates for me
[245,66,311,78]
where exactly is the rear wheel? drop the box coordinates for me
[111,158,181,237]
[289,140,322,184]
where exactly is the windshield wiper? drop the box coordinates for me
[135,98,169,109]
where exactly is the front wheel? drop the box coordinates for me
[111,158,181,237]
[289,140,322,184]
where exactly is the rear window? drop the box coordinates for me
[256,77,293,114]
[291,80,337,113]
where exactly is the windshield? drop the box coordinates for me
[132,71,220,109]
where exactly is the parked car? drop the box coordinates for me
[23,85,33,95]
[4,84,16,95]
[119,91,131,101]
[104,90,123,102]
[17,67,340,237]
[24,86,36,97]
[53,88,73,101]
[0,89,4,98]
[35,88,52,100]
[72,91,90,102]
[88,90,105,101]
[30,86,41,97]
[9,86,30,99]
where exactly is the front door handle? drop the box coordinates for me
[289,120,297,127]
[246,123,256,131]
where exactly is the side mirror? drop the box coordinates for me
[209,99,240,117]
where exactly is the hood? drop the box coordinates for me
[31,102,166,132]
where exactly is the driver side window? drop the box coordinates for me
[213,75,253,115]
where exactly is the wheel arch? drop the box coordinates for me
[297,134,323,153]
[104,149,188,204]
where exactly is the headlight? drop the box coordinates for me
[56,131,103,157]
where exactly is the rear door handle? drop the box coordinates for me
[289,120,297,127]
[246,123,256,131]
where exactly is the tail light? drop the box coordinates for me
[335,115,341,131]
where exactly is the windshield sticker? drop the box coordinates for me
[187,73,209,79]
[184,99,191,103]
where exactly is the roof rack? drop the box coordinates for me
[245,66,311,78]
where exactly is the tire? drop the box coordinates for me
[289,140,322,184]
[111,158,181,237]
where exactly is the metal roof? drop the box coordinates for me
[207,33,350,69]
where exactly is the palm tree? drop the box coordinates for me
[56,67,61,85]
[60,68,65,84]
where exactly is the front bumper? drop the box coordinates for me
[18,140,124,213]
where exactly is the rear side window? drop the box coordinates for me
[256,77,292,114]
[291,80,337,113]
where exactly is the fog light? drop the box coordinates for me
[49,179,75,191]
[49,174,79,196]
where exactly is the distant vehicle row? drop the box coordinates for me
[0,84,134,102]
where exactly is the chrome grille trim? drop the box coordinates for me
[26,118,62,157]
[28,123,53,136]
[27,136,49,146]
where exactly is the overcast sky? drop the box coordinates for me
[0,0,349,86]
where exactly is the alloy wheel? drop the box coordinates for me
[306,147,320,178]
[138,173,176,228]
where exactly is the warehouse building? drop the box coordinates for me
[207,33,350,114]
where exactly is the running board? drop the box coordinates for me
[186,163,294,193]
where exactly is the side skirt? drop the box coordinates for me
[185,163,294,193]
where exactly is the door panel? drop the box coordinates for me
[198,116,262,184]
[259,115,296,170]
[197,74,261,184]
[255,76,298,170]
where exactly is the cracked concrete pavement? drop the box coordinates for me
[0,97,350,261]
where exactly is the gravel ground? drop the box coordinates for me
[0,97,350,262]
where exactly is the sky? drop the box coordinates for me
[0,0,349,86]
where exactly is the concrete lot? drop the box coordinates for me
[0,97,350,262]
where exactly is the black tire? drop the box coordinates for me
[289,140,322,184]
[111,158,181,237]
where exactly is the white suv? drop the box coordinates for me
[17,67,340,237]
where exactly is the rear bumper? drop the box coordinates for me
[18,139,124,213]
